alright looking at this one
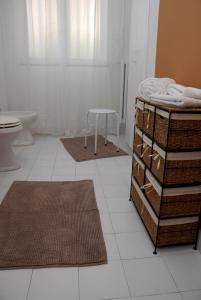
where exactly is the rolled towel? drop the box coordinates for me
[184,87,201,99]
[167,84,185,98]
[159,78,176,88]
[150,93,182,103]
[138,77,175,100]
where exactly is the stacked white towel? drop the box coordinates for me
[150,94,182,103]
[184,87,201,99]
[138,77,175,100]
[150,96,201,108]
[167,84,185,98]
[138,77,201,108]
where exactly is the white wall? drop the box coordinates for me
[125,0,160,147]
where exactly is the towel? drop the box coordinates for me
[184,87,201,99]
[138,77,175,100]
[150,93,182,103]
[167,84,185,98]
[159,78,176,88]
[150,95,201,108]
[181,97,201,107]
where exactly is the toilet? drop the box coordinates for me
[0,116,23,171]
[0,111,37,146]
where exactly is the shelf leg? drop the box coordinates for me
[153,247,157,255]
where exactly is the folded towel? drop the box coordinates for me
[159,78,176,88]
[149,96,201,108]
[167,84,185,98]
[151,93,182,103]
[138,77,175,100]
[184,87,201,99]
[181,97,201,107]
[149,98,182,107]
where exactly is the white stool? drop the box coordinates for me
[84,109,120,155]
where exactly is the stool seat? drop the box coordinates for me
[89,109,116,114]
[84,108,120,155]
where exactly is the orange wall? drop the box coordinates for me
[155,0,201,88]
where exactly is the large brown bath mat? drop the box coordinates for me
[0,180,107,269]
[60,135,128,161]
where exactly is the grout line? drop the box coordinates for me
[99,297,131,300]
[178,288,201,299]
[26,269,34,300]
[26,144,43,180]
[180,291,185,300]
[160,255,181,294]
[133,291,183,298]
[78,268,81,300]
[179,288,201,292]
[115,248,134,299]
[101,184,133,299]
[50,140,60,181]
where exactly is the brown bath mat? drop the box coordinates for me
[0,180,107,269]
[60,135,127,161]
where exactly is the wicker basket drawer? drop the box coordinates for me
[131,179,157,242]
[151,143,201,185]
[143,104,155,138]
[144,170,201,218]
[135,99,144,130]
[132,153,145,186]
[131,179,199,247]
[141,135,152,168]
[133,128,143,157]
[154,109,201,150]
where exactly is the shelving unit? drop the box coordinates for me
[130,97,201,253]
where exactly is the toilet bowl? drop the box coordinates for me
[0,111,37,146]
[0,116,23,171]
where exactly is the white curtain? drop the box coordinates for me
[0,6,7,110]
[0,0,127,136]
[26,0,61,61]
[125,0,160,147]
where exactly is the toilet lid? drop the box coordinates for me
[0,116,21,128]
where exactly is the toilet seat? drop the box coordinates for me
[0,116,21,129]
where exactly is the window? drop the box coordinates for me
[26,0,107,63]
[26,0,60,59]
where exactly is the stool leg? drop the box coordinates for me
[84,112,89,149]
[94,114,99,155]
[105,114,108,146]
[115,112,120,152]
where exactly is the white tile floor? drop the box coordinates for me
[0,134,201,300]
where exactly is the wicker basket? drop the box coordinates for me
[151,143,201,185]
[133,128,143,157]
[143,103,155,138]
[143,169,201,218]
[131,179,198,247]
[141,134,152,168]
[154,108,201,150]
[133,153,145,186]
[135,99,144,130]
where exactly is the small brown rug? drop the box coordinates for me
[60,135,128,161]
[0,180,107,269]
